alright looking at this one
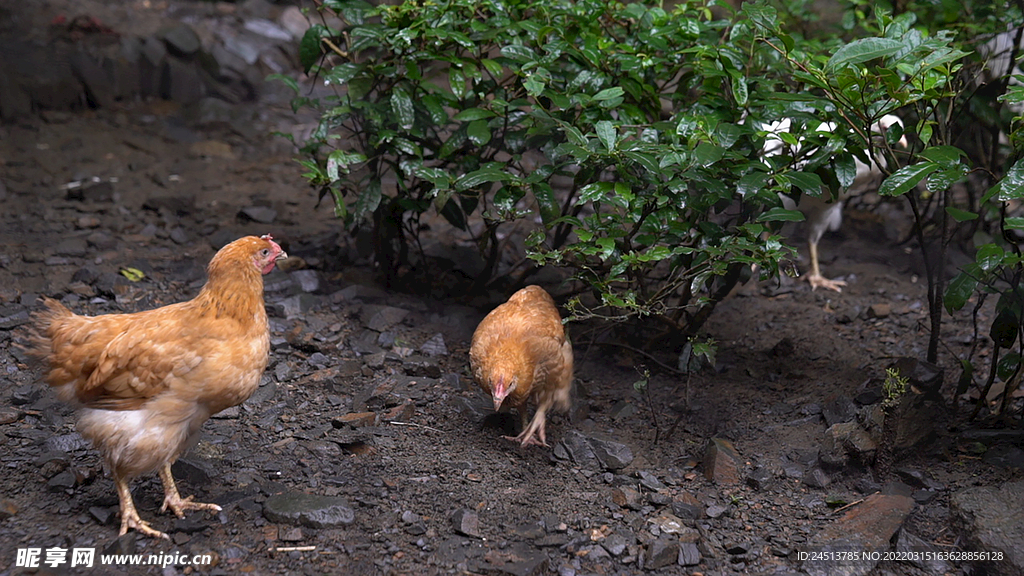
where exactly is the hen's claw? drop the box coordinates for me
[503,434,548,447]
[115,478,169,540]
[161,493,222,518]
[120,511,169,540]
[159,464,221,518]
[804,272,846,292]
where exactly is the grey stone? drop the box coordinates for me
[290,269,320,293]
[746,466,773,490]
[244,19,293,43]
[364,305,410,331]
[451,508,481,538]
[601,532,631,556]
[47,470,77,491]
[704,437,742,484]
[211,406,240,419]
[419,333,448,357]
[588,433,634,471]
[222,31,263,65]
[958,429,1024,445]
[611,486,642,510]
[822,393,857,426]
[169,227,189,245]
[802,467,831,488]
[403,355,441,378]
[164,56,204,104]
[553,430,632,471]
[678,541,701,566]
[896,530,951,574]
[670,500,702,520]
[647,536,679,570]
[0,310,30,330]
[90,506,115,526]
[982,444,1024,469]
[239,205,278,223]
[706,504,728,518]
[86,231,117,250]
[139,36,167,96]
[45,432,89,453]
[803,493,914,576]
[894,467,944,491]
[263,492,355,528]
[951,481,1024,576]
[637,470,666,491]
[66,180,114,203]
[159,24,202,58]
[821,422,877,469]
[0,65,32,121]
[273,293,319,319]
[69,52,114,108]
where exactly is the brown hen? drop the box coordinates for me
[25,235,287,539]
[470,286,573,447]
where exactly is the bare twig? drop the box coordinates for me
[388,420,444,433]
[583,340,685,375]
[832,497,866,514]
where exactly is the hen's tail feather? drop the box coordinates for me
[23,297,73,361]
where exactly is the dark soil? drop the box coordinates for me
[1,3,1022,576]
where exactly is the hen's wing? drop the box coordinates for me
[36,298,218,410]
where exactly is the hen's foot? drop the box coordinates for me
[116,478,169,540]
[804,272,846,292]
[119,507,169,540]
[159,463,222,518]
[503,434,547,447]
[160,493,222,518]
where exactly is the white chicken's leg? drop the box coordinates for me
[116,477,169,540]
[804,239,847,292]
[159,464,222,518]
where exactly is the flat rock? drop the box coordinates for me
[647,535,679,569]
[159,23,202,57]
[822,393,857,426]
[588,433,634,470]
[451,508,481,538]
[553,430,633,471]
[678,541,701,566]
[703,437,742,484]
[419,332,448,357]
[45,432,89,453]
[803,493,914,576]
[951,480,1024,576]
[290,269,320,293]
[820,421,877,469]
[263,492,355,528]
[363,305,410,331]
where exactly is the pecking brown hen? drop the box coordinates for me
[25,235,287,539]
[470,285,573,447]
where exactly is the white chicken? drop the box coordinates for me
[762,115,906,292]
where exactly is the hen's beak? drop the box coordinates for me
[491,381,509,412]
[276,249,289,261]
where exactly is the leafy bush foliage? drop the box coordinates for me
[279,0,1024,412]
[279,0,910,337]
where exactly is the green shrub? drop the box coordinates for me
[278,0,1024,394]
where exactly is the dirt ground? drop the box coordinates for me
[1,4,1023,576]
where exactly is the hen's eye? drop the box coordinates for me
[260,249,270,257]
